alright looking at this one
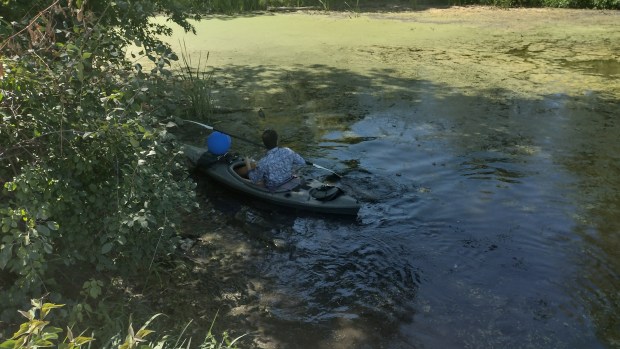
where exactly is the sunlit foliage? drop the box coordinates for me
[0,0,197,329]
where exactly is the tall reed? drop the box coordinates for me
[178,40,214,122]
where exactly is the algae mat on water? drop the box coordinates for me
[147,7,620,102]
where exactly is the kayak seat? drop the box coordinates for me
[230,162,302,193]
[269,176,302,193]
[248,176,302,193]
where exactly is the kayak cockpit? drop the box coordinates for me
[227,161,303,193]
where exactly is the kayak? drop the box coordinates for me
[184,145,361,216]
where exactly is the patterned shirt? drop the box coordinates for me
[248,147,306,188]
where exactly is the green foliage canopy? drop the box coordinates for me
[0,0,198,326]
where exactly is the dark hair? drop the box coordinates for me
[262,129,278,149]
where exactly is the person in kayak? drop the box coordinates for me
[236,129,306,188]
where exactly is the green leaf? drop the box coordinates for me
[89,285,101,299]
[31,299,43,308]
[101,242,113,254]
[41,333,59,341]
[73,337,95,346]
[135,329,155,339]
[66,43,78,53]
[12,322,32,338]
[0,339,17,349]
[43,326,63,335]
[36,224,51,235]
[76,62,84,82]
[41,303,65,318]
[47,221,59,231]
[32,339,54,347]
[82,52,92,59]
[0,244,12,269]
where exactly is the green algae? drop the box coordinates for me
[141,8,619,101]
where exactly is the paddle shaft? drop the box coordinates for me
[183,119,263,147]
[306,161,342,178]
[183,119,342,177]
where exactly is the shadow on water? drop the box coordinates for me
[181,60,620,348]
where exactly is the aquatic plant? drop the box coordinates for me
[178,40,214,123]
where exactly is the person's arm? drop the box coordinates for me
[247,159,263,183]
[245,157,256,171]
[291,150,306,166]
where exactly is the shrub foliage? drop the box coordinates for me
[0,0,197,326]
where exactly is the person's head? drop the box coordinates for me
[262,129,278,149]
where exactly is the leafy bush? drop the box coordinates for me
[0,300,94,349]
[0,0,197,327]
[0,300,242,349]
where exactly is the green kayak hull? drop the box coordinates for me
[185,145,360,216]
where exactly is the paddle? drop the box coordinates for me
[181,119,263,147]
[181,118,342,177]
[306,161,342,178]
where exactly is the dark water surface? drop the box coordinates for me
[196,87,619,349]
[166,10,620,349]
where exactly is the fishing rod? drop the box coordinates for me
[181,118,343,178]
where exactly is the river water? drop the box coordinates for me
[153,7,620,348]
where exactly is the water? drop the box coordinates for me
[231,92,617,348]
[195,88,619,348]
[161,8,620,348]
